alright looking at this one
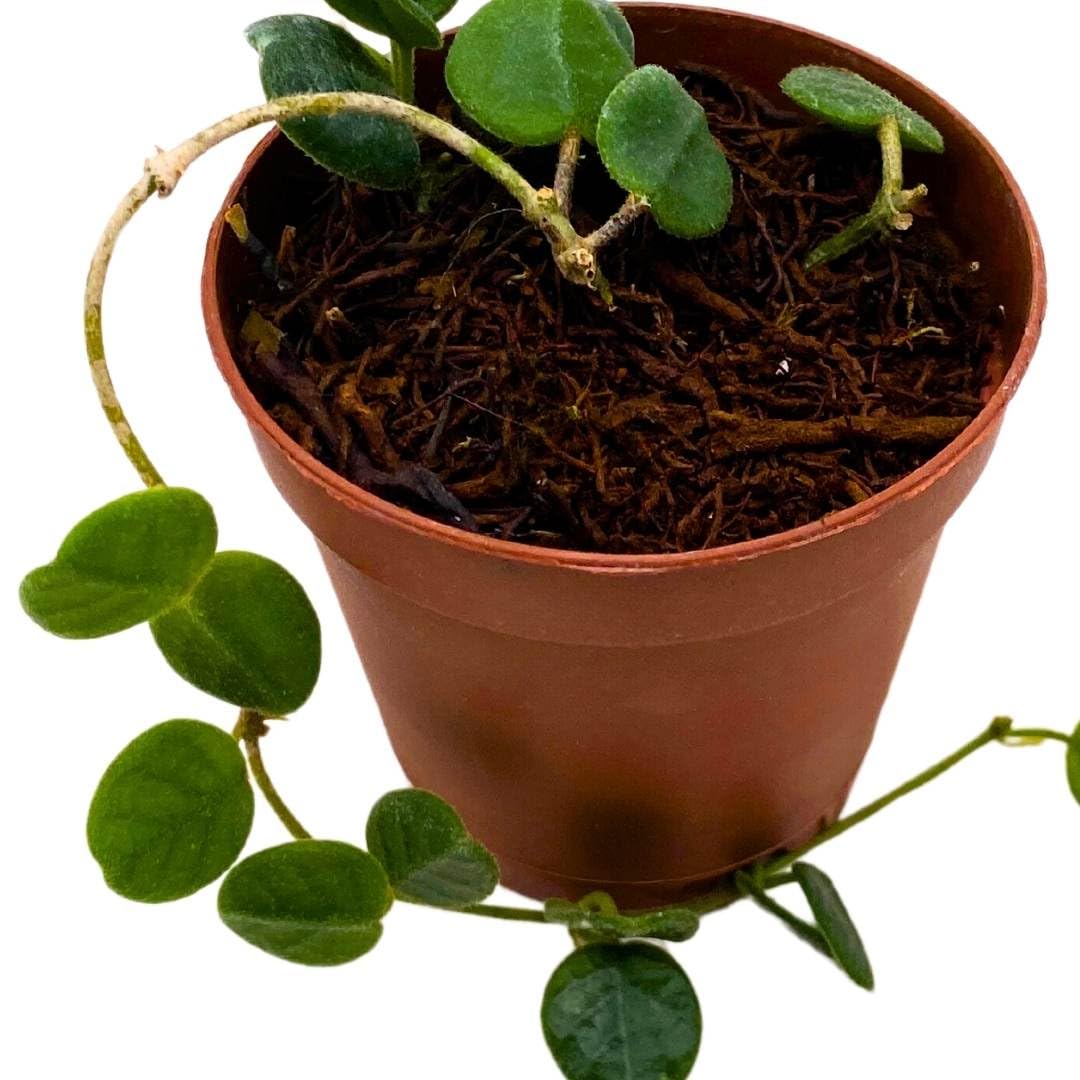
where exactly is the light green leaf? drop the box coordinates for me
[218,840,392,965]
[87,720,253,903]
[445,0,635,145]
[543,898,700,943]
[246,15,419,188]
[781,66,944,154]
[1067,723,1080,806]
[150,551,321,716]
[597,65,732,238]
[793,862,875,990]
[20,488,216,639]
[366,789,498,907]
[324,0,453,50]
[542,942,702,1080]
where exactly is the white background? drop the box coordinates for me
[2,1,1076,1076]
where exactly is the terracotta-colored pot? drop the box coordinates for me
[203,4,1045,908]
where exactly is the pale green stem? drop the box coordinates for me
[805,114,929,270]
[233,710,311,841]
[760,717,1061,878]
[390,42,415,104]
[85,91,604,487]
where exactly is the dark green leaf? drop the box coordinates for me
[1067,723,1080,806]
[445,0,634,145]
[366,788,498,907]
[780,66,944,154]
[150,551,321,716]
[324,0,450,50]
[793,862,874,990]
[20,488,216,639]
[246,15,419,188]
[218,840,392,965]
[543,899,700,943]
[87,720,253,903]
[597,65,733,238]
[542,942,701,1080]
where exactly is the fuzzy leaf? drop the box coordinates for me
[597,65,732,238]
[543,899,700,943]
[366,789,498,907]
[218,840,392,965]
[445,0,634,145]
[781,66,944,154]
[542,942,702,1080]
[324,0,454,50]
[150,551,321,716]
[246,15,419,188]
[87,720,253,903]
[1067,723,1080,806]
[793,862,875,990]
[20,488,217,639]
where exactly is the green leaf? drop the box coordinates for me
[20,488,216,639]
[781,66,944,154]
[87,720,253,903]
[1067,723,1080,806]
[445,0,635,145]
[366,788,498,907]
[218,840,392,965]
[324,0,453,50]
[246,14,420,188]
[792,862,875,990]
[543,899,700,943]
[542,942,702,1080]
[597,65,733,238]
[150,551,321,716]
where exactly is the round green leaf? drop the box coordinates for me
[366,788,499,907]
[1067,723,1080,807]
[19,488,216,639]
[597,65,733,239]
[87,720,253,903]
[218,840,392,965]
[543,899,700,943]
[780,66,944,154]
[445,0,635,145]
[792,862,874,990]
[542,942,702,1080]
[246,15,420,188]
[325,0,450,50]
[150,551,321,716]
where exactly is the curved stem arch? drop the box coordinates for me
[84,91,599,487]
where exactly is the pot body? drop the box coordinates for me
[204,5,1044,907]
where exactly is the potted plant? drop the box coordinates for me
[19,2,1061,1078]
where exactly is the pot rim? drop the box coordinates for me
[203,2,1046,575]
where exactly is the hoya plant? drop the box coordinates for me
[19,2,1068,1078]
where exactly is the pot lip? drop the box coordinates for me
[203,2,1046,575]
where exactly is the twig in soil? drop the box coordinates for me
[708,412,970,457]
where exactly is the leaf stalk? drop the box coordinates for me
[804,114,928,269]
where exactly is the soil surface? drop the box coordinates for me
[234,66,999,554]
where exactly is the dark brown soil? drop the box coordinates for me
[233,66,999,554]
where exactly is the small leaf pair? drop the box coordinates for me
[543,895,700,943]
[20,487,321,716]
[218,788,498,965]
[447,1,731,238]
